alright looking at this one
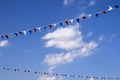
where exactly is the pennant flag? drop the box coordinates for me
[14,69,17,71]
[29,30,32,34]
[65,20,69,25]
[76,18,80,23]
[34,71,37,74]
[49,25,52,29]
[19,32,23,35]
[82,16,87,19]
[115,5,119,8]
[5,34,8,39]
[108,5,113,11]
[70,19,74,23]
[59,22,63,26]
[53,23,57,27]
[95,13,99,17]
[14,33,18,36]
[7,68,10,70]
[88,14,92,18]
[24,70,27,72]
[23,31,27,35]
[28,70,30,72]
[37,27,41,32]
[33,28,37,32]
[44,26,46,29]
[1,36,4,39]
[102,10,107,14]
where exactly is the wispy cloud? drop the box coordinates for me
[89,0,96,6]
[109,34,117,42]
[0,40,8,47]
[39,75,63,80]
[63,0,73,5]
[98,34,105,41]
[87,31,93,37]
[43,24,98,67]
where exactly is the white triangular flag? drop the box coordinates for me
[88,14,92,18]
[53,23,57,27]
[23,30,27,35]
[70,19,74,23]
[37,27,41,32]
[108,5,113,11]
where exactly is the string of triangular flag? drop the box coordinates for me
[0,5,119,39]
[0,66,120,80]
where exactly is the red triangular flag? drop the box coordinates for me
[82,16,86,19]
[65,20,69,25]
[102,10,106,14]
[49,25,52,29]
[33,28,37,32]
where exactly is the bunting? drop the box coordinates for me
[0,5,119,40]
[0,66,120,80]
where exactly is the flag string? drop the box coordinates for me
[0,5,119,39]
[0,66,120,80]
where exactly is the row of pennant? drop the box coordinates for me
[0,5,120,40]
[0,66,120,80]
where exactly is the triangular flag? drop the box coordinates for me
[102,10,107,14]
[108,5,113,11]
[115,5,119,8]
[59,22,63,26]
[82,16,86,19]
[5,34,8,39]
[14,33,18,36]
[53,23,57,27]
[1,36,4,39]
[76,18,80,23]
[44,26,46,29]
[33,28,37,32]
[49,25,52,29]
[88,14,92,18]
[23,31,27,35]
[37,27,41,32]
[95,13,99,17]
[70,19,74,23]
[19,32,22,35]
[14,69,16,71]
[29,30,32,34]
[65,20,69,25]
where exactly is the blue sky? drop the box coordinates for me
[0,0,120,80]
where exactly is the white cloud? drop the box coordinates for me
[38,75,63,80]
[89,0,96,6]
[98,35,105,41]
[0,40,8,47]
[109,34,117,42]
[43,25,98,67]
[42,25,83,50]
[89,77,95,80]
[87,32,93,37]
[63,0,73,5]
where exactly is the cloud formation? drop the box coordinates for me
[0,40,8,47]
[89,0,96,6]
[43,25,98,67]
[39,75,63,80]
[63,0,73,5]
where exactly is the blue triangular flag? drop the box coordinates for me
[76,18,80,23]
[59,23,63,26]
[1,36,4,39]
[115,5,119,8]
[29,30,32,34]
[14,33,18,36]
[95,13,99,17]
